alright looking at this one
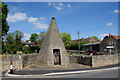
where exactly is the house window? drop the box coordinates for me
[111,48,115,52]
[110,42,114,45]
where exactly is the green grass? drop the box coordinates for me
[68,52,87,56]
[68,52,79,56]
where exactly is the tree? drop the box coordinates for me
[60,32,72,49]
[3,30,24,54]
[13,30,24,52]
[92,36,99,41]
[30,33,38,42]
[1,2,9,54]
[70,41,88,50]
[37,31,46,48]
[3,33,14,54]
[1,2,9,36]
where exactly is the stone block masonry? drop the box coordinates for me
[69,53,119,67]
[21,54,40,68]
[1,55,23,72]
[1,53,119,72]
[92,53,119,67]
[1,54,40,72]
[69,55,92,66]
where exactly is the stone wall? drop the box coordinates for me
[69,53,119,67]
[1,53,119,72]
[69,55,92,66]
[1,54,39,72]
[21,54,39,68]
[1,55,22,72]
[92,53,119,67]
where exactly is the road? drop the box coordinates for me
[1,68,118,80]
[51,68,118,78]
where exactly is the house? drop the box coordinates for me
[73,37,99,43]
[82,34,120,54]
[83,41,101,52]
[100,34,120,53]
[23,40,35,46]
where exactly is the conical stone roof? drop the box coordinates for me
[38,16,69,66]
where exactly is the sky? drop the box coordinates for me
[5,2,119,41]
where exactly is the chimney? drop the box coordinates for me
[109,33,112,36]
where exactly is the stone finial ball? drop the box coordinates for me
[52,16,55,20]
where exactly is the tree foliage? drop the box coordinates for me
[13,30,23,51]
[60,32,72,49]
[1,2,9,36]
[92,36,99,41]
[30,33,38,42]
[3,33,14,54]
[3,30,23,54]
[70,41,88,50]
[37,31,46,48]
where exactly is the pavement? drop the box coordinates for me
[4,63,120,77]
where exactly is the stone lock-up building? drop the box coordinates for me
[38,16,69,66]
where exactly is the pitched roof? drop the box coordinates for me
[73,37,94,42]
[81,37,93,42]
[83,41,101,46]
[73,39,82,42]
[101,36,109,43]
[101,34,120,43]
[112,35,120,40]
[23,40,35,45]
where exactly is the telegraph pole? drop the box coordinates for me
[78,31,80,54]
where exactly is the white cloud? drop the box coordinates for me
[40,17,46,20]
[28,17,38,23]
[48,2,71,10]
[7,12,27,22]
[23,33,31,40]
[28,17,48,29]
[67,4,71,8]
[54,6,62,10]
[114,10,119,13]
[99,34,108,40]
[59,3,63,6]
[107,22,113,26]
[48,2,52,6]
[32,22,48,29]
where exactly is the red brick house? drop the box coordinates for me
[73,37,99,43]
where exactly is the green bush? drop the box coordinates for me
[22,46,31,54]
[22,46,40,54]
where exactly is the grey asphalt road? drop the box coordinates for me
[50,68,118,78]
[1,68,119,80]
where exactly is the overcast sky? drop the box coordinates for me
[5,2,119,41]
